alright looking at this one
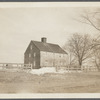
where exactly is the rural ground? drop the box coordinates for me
[0,70,100,93]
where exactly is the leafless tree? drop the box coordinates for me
[92,36,100,71]
[79,8,100,31]
[66,33,92,68]
[63,45,76,68]
[76,9,100,70]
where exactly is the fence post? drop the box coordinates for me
[2,64,4,69]
[31,64,32,70]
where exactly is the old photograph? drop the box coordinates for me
[0,2,100,97]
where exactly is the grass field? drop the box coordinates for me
[0,70,100,93]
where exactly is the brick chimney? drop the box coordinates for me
[41,37,47,43]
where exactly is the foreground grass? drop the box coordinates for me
[0,70,100,93]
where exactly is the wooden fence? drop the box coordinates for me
[82,67,98,72]
[56,66,98,72]
[0,63,98,72]
[0,63,32,70]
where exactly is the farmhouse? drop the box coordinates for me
[24,37,68,69]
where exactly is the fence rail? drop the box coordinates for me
[56,66,98,72]
[0,63,32,70]
[0,63,98,72]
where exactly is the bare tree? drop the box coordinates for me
[75,8,100,70]
[79,8,100,31]
[80,9,100,71]
[66,33,92,68]
[92,36,100,71]
[63,44,76,68]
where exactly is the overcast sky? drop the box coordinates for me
[0,4,99,63]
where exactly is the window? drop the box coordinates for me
[34,53,36,57]
[29,53,31,57]
[45,60,48,66]
[34,61,36,67]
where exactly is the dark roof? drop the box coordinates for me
[32,40,67,54]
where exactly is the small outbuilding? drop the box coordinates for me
[24,37,68,69]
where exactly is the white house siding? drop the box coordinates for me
[40,51,68,67]
[40,51,54,67]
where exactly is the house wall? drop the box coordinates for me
[40,51,54,67]
[24,41,40,69]
[40,51,68,67]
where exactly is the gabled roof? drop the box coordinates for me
[32,40,67,54]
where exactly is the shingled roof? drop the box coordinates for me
[32,40,67,54]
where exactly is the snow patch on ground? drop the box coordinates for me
[0,66,82,75]
[30,67,82,75]
[30,67,56,75]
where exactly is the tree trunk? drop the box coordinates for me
[79,60,82,68]
[78,60,83,71]
[95,58,100,71]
